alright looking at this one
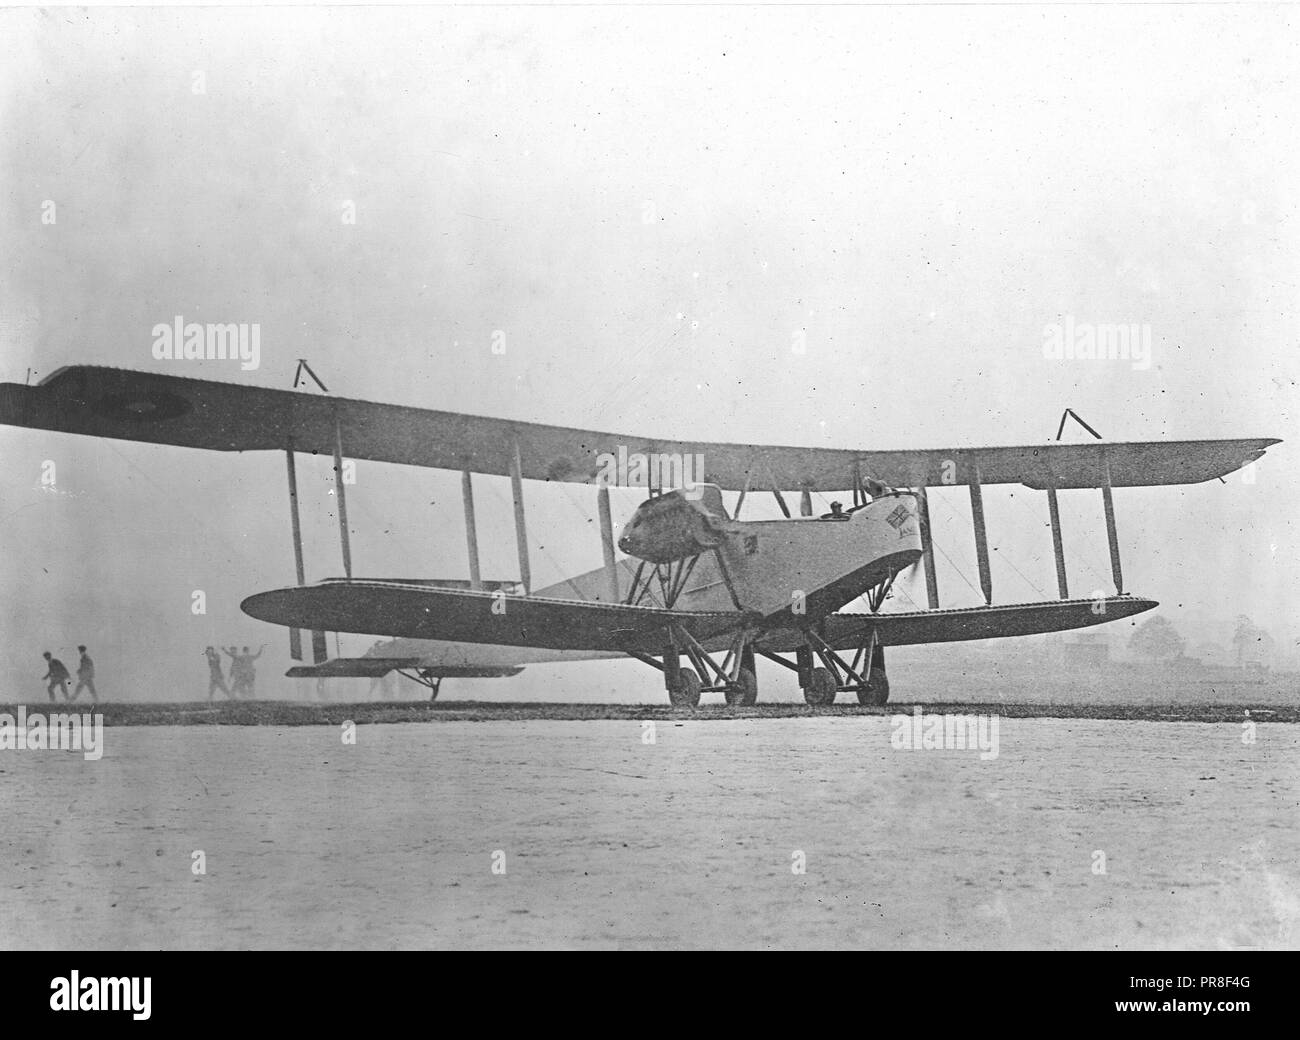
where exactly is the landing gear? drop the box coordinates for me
[627,605,895,708]
[725,668,758,706]
[791,626,890,706]
[669,667,702,707]
[856,643,889,706]
[724,646,758,706]
[804,666,837,706]
[639,624,761,706]
[790,647,836,706]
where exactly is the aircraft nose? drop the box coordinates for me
[617,520,639,554]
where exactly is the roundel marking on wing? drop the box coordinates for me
[547,457,575,481]
[93,390,193,423]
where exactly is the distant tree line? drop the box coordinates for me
[1128,614,1274,667]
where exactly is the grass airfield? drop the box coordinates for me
[1,698,1296,725]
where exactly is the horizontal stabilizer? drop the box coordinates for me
[286,657,524,679]
[0,366,1276,491]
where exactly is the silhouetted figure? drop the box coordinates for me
[71,645,98,704]
[225,645,265,697]
[205,646,231,701]
[223,646,245,697]
[242,645,264,696]
[821,500,850,521]
[41,651,70,702]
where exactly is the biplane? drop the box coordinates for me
[0,366,1278,705]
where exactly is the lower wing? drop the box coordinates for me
[248,578,1153,662]
[757,595,1156,652]
[242,578,751,653]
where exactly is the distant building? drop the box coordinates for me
[1063,634,1110,668]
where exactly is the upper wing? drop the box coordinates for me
[0,365,1276,490]
[241,578,750,652]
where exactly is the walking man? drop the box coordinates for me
[41,651,71,702]
[71,644,98,704]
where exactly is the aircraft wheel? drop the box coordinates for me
[669,668,702,707]
[803,667,837,706]
[856,673,889,707]
[725,668,758,707]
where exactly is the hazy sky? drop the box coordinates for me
[1,5,1296,699]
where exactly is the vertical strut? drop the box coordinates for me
[311,630,328,666]
[662,633,681,693]
[968,457,992,605]
[509,436,531,595]
[284,441,306,661]
[799,487,813,517]
[597,484,620,602]
[916,486,940,609]
[795,645,813,686]
[332,417,352,580]
[734,471,752,519]
[1100,450,1123,595]
[1046,485,1069,599]
[461,469,482,591]
[287,437,327,663]
[712,548,744,610]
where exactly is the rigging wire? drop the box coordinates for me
[926,488,991,599]
[1003,486,1112,596]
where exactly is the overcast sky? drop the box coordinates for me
[1,4,1296,699]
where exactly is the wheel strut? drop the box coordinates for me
[635,624,761,705]
[797,626,889,706]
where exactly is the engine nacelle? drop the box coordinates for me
[617,485,728,563]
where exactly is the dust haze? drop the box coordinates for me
[1,6,1296,701]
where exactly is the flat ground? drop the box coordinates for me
[0,699,1295,724]
[1,712,1297,949]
